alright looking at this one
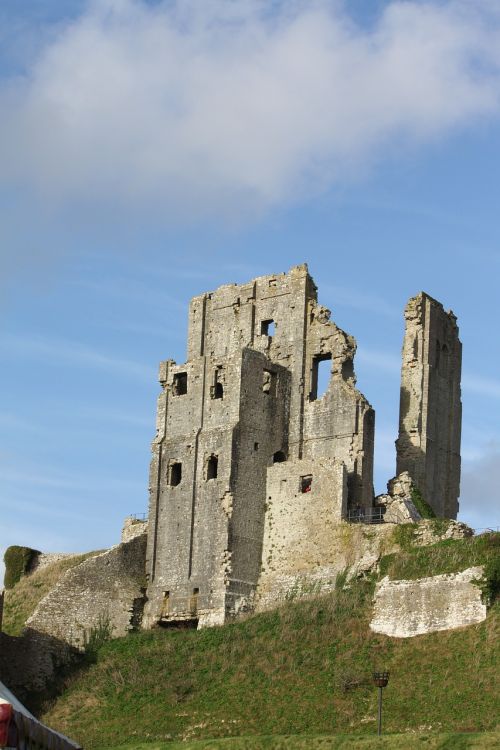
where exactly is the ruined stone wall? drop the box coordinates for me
[0,630,74,702]
[396,292,462,518]
[370,567,485,638]
[301,301,374,509]
[256,520,398,612]
[121,517,148,544]
[26,534,147,650]
[145,264,373,627]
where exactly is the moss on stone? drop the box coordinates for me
[411,486,436,519]
[3,546,40,589]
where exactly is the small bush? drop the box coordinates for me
[3,546,40,589]
[476,552,500,606]
[83,614,113,663]
[411,486,436,519]
[392,524,417,551]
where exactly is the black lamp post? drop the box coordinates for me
[372,671,390,736]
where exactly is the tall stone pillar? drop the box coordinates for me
[396,292,462,518]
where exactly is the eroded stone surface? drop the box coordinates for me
[396,293,462,518]
[370,567,485,638]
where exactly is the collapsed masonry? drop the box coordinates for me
[144,264,462,628]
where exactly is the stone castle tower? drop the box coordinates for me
[396,292,462,518]
[143,264,374,627]
[143,265,461,628]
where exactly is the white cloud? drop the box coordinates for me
[1,0,500,222]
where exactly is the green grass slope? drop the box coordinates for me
[106,732,500,750]
[2,551,101,636]
[40,545,499,750]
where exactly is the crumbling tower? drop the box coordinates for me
[396,293,462,518]
[144,264,374,628]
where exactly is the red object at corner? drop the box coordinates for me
[0,702,12,747]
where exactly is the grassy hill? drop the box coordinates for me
[38,532,499,750]
[2,551,101,636]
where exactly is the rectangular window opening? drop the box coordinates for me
[310,354,332,401]
[169,462,182,486]
[211,368,224,399]
[172,372,188,396]
[300,475,313,493]
[261,319,275,337]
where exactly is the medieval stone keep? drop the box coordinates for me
[143,264,462,628]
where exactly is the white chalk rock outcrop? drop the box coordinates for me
[370,566,486,638]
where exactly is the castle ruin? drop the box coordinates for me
[143,264,462,628]
[396,293,462,518]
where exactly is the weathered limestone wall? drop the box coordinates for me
[27,534,147,650]
[121,517,148,544]
[256,520,395,612]
[370,567,486,638]
[396,292,462,518]
[145,263,374,627]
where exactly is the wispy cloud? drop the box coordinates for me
[1,0,500,227]
[2,333,155,381]
[321,284,399,318]
[462,373,500,399]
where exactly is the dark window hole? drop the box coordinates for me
[169,462,182,486]
[173,372,188,396]
[207,455,218,480]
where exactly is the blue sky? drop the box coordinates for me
[1,1,500,573]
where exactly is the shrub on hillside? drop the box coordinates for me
[411,486,436,519]
[3,546,40,589]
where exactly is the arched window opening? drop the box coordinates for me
[206,454,218,480]
[273,450,286,463]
